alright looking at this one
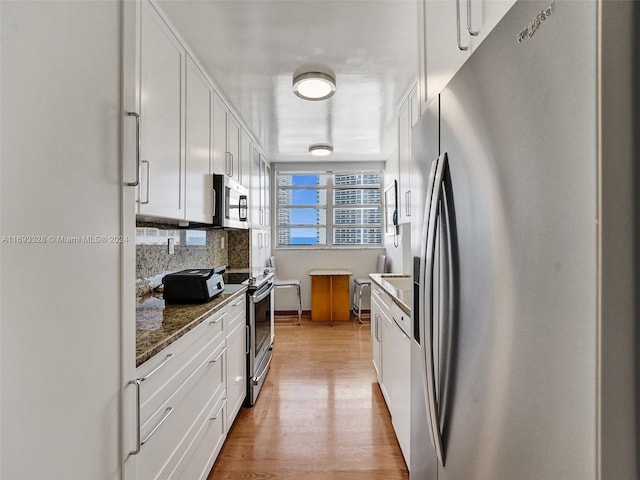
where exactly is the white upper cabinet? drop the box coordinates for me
[227,113,242,184]
[212,92,227,177]
[212,93,243,185]
[184,55,213,223]
[397,97,411,224]
[262,159,271,228]
[418,0,516,109]
[138,1,185,219]
[240,130,252,190]
[250,146,270,228]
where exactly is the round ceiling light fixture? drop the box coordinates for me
[309,144,334,157]
[293,72,336,101]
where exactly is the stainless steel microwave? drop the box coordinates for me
[212,174,248,229]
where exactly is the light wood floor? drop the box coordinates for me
[207,315,409,480]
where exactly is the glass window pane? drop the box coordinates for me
[277,173,329,187]
[333,228,382,245]
[277,228,327,246]
[333,188,381,206]
[278,188,327,206]
[333,173,382,187]
[278,208,326,226]
[333,208,381,225]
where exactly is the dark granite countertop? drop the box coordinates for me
[136,285,247,367]
[369,273,412,315]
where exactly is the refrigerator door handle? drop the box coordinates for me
[420,152,448,467]
[419,156,438,455]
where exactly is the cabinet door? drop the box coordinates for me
[212,92,227,176]
[370,295,383,380]
[380,308,394,408]
[468,0,517,50]
[262,158,271,228]
[250,146,263,226]
[184,56,213,223]
[138,1,185,219]
[240,130,252,189]
[225,322,246,428]
[397,99,411,224]
[390,305,411,464]
[424,0,470,103]
[227,114,241,182]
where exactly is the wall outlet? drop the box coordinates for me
[168,238,175,254]
[221,237,225,249]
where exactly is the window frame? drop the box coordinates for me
[275,170,384,249]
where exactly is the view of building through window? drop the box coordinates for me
[276,171,382,247]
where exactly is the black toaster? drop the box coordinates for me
[162,269,225,304]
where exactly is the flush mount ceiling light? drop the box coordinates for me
[309,144,334,157]
[293,72,336,101]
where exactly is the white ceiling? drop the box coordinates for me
[158,0,418,163]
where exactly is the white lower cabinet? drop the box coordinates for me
[134,294,246,480]
[225,296,247,426]
[371,282,411,466]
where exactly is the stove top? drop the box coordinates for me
[222,268,274,290]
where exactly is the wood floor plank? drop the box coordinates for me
[207,316,409,479]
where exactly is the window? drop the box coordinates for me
[276,171,383,247]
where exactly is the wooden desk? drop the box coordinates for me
[309,269,353,325]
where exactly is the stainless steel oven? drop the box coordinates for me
[245,274,274,406]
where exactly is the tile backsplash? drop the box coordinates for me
[136,223,253,297]
[136,225,228,297]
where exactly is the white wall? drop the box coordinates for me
[272,248,386,312]
[1,3,122,478]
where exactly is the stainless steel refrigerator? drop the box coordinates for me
[410,1,638,479]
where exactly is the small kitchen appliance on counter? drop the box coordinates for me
[162,268,225,304]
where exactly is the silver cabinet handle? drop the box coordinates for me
[230,153,234,178]
[245,325,250,355]
[455,0,469,51]
[393,316,411,340]
[127,353,174,455]
[467,0,479,36]
[139,160,150,205]
[128,378,142,455]
[405,190,412,217]
[210,397,227,421]
[125,112,140,186]
[209,345,226,364]
[141,406,174,447]
[141,353,174,381]
[209,312,226,325]
[232,297,245,308]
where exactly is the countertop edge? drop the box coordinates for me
[369,273,412,315]
[136,287,247,368]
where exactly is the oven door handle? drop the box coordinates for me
[252,352,273,385]
[250,283,273,304]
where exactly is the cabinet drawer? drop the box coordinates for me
[371,284,392,316]
[137,348,226,480]
[137,307,226,422]
[171,394,227,480]
[390,302,411,339]
[225,294,246,334]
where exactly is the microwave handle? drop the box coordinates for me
[212,187,216,218]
